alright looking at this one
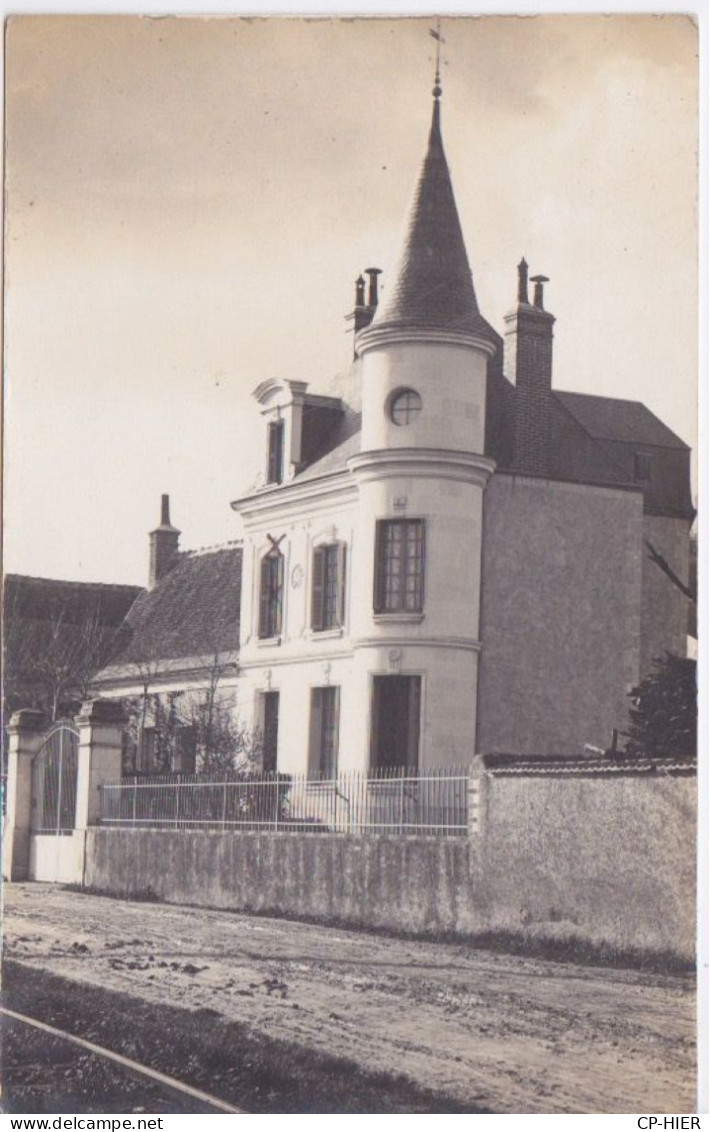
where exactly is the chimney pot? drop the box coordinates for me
[365,267,382,310]
[517,258,529,304]
[530,274,550,310]
[149,494,180,588]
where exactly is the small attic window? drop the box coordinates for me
[634,452,652,482]
[267,421,285,485]
[389,388,422,426]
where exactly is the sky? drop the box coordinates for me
[4,14,699,585]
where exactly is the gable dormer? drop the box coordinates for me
[253,378,343,486]
[253,378,308,485]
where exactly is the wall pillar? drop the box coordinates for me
[75,700,126,830]
[2,709,46,881]
[469,755,489,838]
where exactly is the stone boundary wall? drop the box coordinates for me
[84,765,696,962]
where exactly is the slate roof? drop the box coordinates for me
[369,96,496,343]
[4,574,142,625]
[294,416,362,482]
[103,543,242,670]
[555,391,690,450]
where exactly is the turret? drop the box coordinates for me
[354,79,497,456]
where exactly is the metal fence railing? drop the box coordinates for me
[99,766,471,837]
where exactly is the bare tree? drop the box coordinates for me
[3,587,119,722]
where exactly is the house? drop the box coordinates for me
[3,574,142,723]
[92,81,693,775]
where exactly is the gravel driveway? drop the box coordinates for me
[2,883,696,1114]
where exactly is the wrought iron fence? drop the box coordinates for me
[99,766,471,836]
[31,722,80,834]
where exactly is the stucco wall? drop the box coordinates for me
[478,770,696,958]
[478,474,643,754]
[85,768,695,961]
[640,515,691,678]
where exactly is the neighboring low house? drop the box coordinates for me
[92,503,243,771]
[93,82,693,776]
[3,574,142,723]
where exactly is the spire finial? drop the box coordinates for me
[429,20,443,100]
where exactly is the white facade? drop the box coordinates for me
[232,316,496,776]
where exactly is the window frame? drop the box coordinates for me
[267,420,285,485]
[258,548,284,639]
[311,542,347,632]
[389,387,422,427]
[373,519,426,615]
[308,685,340,779]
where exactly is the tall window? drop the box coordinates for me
[267,421,285,485]
[259,548,284,638]
[311,544,346,631]
[374,519,425,613]
[309,686,340,778]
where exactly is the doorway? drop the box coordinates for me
[370,675,421,772]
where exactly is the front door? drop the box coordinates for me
[370,676,421,772]
[262,692,280,773]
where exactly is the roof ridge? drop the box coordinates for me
[4,573,143,591]
[181,539,243,558]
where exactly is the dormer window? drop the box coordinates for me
[634,452,652,482]
[267,421,285,485]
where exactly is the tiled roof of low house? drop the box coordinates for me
[103,543,242,670]
[478,751,696,776]
[555,391,690,450]
[4,574,143,624]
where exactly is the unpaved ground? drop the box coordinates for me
[2,884,696,1114]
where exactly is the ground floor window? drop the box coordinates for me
[309,686,340,779]
[261,691,280,773]
[370,675,421,771]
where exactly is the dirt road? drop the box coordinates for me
[2,884,696,1114]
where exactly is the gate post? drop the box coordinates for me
[75,700,125,830]
[2,709,46,881]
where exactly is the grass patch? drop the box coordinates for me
[2,960,485,1114]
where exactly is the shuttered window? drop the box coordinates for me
[309,686,340,779]
[311,543,347,631]
[267,421,285,485]
[259,551,284,638]
[374,520,425,613]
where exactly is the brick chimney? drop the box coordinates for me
[503,259,555,476]
[149,494,180,589]
[350,268,382,357]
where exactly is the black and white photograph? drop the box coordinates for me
[1,12,703,1117]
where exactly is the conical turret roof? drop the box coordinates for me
[369,94,495,342]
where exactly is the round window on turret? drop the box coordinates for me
[389,388,422,426]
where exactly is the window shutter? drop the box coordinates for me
[259,555,272,638]
[311,546,325,631]
[331,687,341,777]
[373,522,384,612]
[274,554,284,636]
[308,688,323,778]
[338,543,347,626]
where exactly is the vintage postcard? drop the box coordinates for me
[2,14,702,1117]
